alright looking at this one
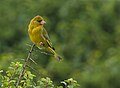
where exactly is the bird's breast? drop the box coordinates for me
[29,27,43,45]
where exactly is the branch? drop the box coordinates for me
[16,44,35,88]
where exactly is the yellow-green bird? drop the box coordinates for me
[28,15,62,61]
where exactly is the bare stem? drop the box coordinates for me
[16,44,35,88]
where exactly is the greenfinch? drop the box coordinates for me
[28,15,62,61]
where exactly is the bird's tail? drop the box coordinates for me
[54,53,62,61]
[48,47,62,61]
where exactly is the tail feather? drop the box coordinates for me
[48,47,62,61]
[54,54,62,61]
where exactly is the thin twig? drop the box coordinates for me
[15,44,35,88]
[26,64,41,75]
[29,58,37,65]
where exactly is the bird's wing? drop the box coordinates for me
[42,27,50,41]
[42,27,55,50]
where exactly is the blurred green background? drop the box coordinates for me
[0,0,120,88]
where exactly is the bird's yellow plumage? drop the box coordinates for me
[28,15,62,61]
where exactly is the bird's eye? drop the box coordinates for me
[37,20,42,22]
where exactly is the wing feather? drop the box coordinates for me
[42,28,55,50]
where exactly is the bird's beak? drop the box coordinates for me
[40,20,46,25]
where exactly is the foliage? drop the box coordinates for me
[0,0,120,88]
[0,62,79,88]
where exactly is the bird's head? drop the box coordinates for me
[29,15,46,29]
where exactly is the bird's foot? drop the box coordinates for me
[39,42,44,46]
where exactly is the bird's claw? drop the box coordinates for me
[39,42,44,46]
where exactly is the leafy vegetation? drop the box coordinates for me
[0,0,120,88]
[0,62,79,88]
